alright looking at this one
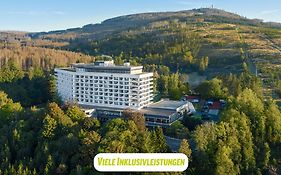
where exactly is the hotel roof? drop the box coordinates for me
[139,108,176,118]
[147,100,189,111]
[55,61,146,75]
[72,63,143,70]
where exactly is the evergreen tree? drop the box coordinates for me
[265,101,281,144]
[178,139,192,159]
[152,127,170,153]
[66,105,86,123]
[41,115,57,139]
[123,109,146,132]
[215,145,238,175]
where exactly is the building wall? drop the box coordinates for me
[55,68,154,110]
[55,70,74,102]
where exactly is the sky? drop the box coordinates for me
[1,0,281,32]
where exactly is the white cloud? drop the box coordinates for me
[177,1,196,5]
[51,11,66,15]
[8,10,66,16]
[176,0,211,7]
[261,9,279,15]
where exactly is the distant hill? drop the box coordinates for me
[1,8,280,80]
[29,8,281,41]
[0,31,30,43]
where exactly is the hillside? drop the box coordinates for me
[1,8,281,99]
[30,8,281,78]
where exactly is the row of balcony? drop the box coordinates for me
[76,99,131,107]
[74,91,130,97]
[75,96,130,101]
[74,81,152,87]
[74,92,152,100]
[76,98,141,107]
[74,84,152,91]
[74,76,144,81]
[75,76,130,81]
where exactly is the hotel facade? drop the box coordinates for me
[55,60,154,110]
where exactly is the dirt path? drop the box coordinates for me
[259,34,281,53]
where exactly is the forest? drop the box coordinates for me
[0,7,280,174]
[0,45,94,70]
[0,51,280,174]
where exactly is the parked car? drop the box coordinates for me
[207,101,213,106]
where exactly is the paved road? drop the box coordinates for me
[165,136,182,152]
[165,136,197,153]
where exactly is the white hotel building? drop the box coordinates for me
[54,60,154,110]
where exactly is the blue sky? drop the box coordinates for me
[1,0,281,32]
